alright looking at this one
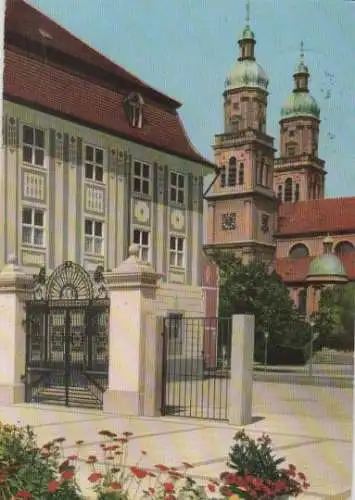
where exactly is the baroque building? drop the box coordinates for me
[1,0,215,318]
[205,6,355,318]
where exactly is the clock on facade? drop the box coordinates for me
[171,209,185,231]
[221,213,236,231]
[134,200,149,224]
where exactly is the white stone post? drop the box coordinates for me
[228,314,255,426]
[103,245,162,417]
[0,256,32,404]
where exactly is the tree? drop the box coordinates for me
[311,283,355,351]
[213,252,311,363]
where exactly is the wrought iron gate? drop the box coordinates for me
[24,262,109,409]
[161,316,232,421]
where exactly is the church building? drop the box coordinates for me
[204,6,355,318]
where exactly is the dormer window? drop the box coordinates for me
[125,92,144,128]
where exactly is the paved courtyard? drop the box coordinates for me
[0,380,351,499]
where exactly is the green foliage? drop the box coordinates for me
[228,430,285,481]
[0,423,83,499]
[213,252,311,361]
[311,283,355,350]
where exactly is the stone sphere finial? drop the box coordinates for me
[7,254,17,265]
[128,244,140,259]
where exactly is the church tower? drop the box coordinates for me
[205,1,276,264]
[274,42,326,203]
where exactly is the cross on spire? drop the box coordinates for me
[300,40,305,61]
[246,0,251,25]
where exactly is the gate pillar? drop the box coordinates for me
[103,245,162,417]
[0,256,31,404]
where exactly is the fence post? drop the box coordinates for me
[228,314,255,426]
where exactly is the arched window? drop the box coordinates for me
[284,178,293,202]
[298,288,307,316]
[289,243,309,259]
[220,165,226,188]
[238,162,244,185]
[277,185,283,201]
[334,241,355,255]
[228,157,237,186]
[294,183,300,202]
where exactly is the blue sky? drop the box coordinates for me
[27,0,355,198]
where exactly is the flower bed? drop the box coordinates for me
[0,422,309,499]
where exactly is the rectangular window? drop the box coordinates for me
[133,228,150,262]
[169,235,185,268]
[85,145,104,182]
[84,219,104,255]
[21,207,45,246]
[22,125,45,167]
[170,172,185,204]
[133,161,151,195]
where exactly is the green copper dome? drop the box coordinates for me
[281,92,320,119]
[225,59,269,92]
[308,255,347,279]
[241,25,255,39]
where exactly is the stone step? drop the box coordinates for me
[31,386,101,408]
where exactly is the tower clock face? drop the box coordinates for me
[222,213,236,230]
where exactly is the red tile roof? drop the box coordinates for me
[5,0,214,167]
[276,253,355,283]
[277,197,355,236]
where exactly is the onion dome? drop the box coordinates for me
[307,236,348,284]
[281,41,320,119]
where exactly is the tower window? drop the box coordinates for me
[284,178,293,202]
[286,142,297,156]
[261,214,270,233]
[277,185,283,200]
[289,130,295,137]
[238,163,244,185]
[295,183,300,202]
[220,166,226,188]
[228,157,237,186]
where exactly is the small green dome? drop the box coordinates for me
[281,92,320,119]
[225,59,268,92]
[240,25,255,39]
[308,254,347,279]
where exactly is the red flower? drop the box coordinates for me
[155,464,169,472]
[148,487,155,494]
[141,450,147,455]
[48,480,60,493]
[298,471,306,481]
[109,481,122,489]
[88,472,103,483]
[182,461,194,469]
[15,492,32,499]
[61,470,74,480]
[163,482,175,492]
[75,440,84,445]
[86,455,98,464]
[67,454,78,461]
[123,431,134,437]
[207,483,216,492]
[130,466,148,479]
